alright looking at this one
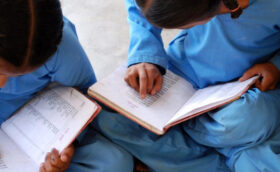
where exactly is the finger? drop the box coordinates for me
[254,80,262,90]
[124,68,133,83]
[129,74,139,91]
[124,74,129,83]
[45,153,60,172]
[60,145,75,163]
[239,66,259,82]
[45,163,60,172]
[50,149,65,169]
[138,68,148,99]
[125,69,139,91]
[146,70,156,94]
[259,74,274,92]
[40,164,47,172]
[45,152,51,162]
[151,75,163,95]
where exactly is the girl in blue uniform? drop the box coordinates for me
[93,0,280,171]
[0,0,133,172]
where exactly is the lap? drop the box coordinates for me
[233,125,280,172]
[92,109,230,172]
[67,127,134,172]
[184,88,280,147]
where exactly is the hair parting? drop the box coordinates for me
[24,0,36,67]
[0,0,63,67]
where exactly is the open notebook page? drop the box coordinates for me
[166,76,258,126]
[1,85,98,165]
[89,65,196,133]
[0,130,37,172]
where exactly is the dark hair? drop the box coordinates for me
[0,0,63,67]
[136,0,242,28]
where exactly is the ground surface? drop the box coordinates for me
[61,0,178,80]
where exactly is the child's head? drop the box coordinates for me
[135,0,243,29]
[0,0,63,87]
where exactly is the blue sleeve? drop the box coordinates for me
[269,21,280,71]
[45,18,97,93]
[125,0,168,69]
[270,50,280,71]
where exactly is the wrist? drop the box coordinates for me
[128,62,166,75]
[154,64,166,75]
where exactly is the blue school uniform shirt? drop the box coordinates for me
[125,0,280,89]
[0,18,96,124]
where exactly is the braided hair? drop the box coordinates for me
[0,0,63,67]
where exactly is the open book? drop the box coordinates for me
[0,85,100,172]
[89,65,258,135]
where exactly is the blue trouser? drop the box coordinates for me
[92,111,230,172]
[232,125,280,172]
[66,126,134,172]
[184,87,280,172]
[93,87,280,172]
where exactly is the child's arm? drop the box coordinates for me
[40,145,75,172]
[125,0,168,68]
[124,0,170,98]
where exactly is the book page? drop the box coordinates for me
[89,65,196,133]
[166,76,258,125]
[1,85,98,165]
[0,130,37,172]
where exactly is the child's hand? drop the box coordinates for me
[239,62,280,91]
[40,145,75,172]
[124,63,163,99]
